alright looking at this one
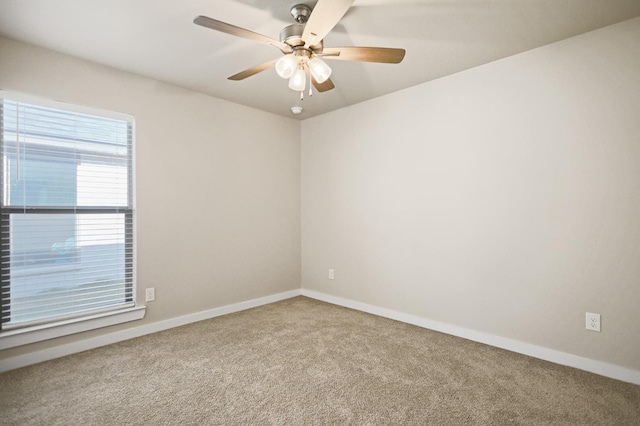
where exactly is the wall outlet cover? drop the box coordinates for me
[585,312,601,332]
[145,287,156,302]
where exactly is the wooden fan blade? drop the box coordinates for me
[312,76,335,92]
[194,15,292,53]
[228,59,278,81]
[322,47,406,63]
[302,0,355,48]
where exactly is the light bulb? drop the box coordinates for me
[275,54,298,79]
[308,57,332,83]
[289,67,306,91]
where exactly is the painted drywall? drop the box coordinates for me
[0,36,301,360]
[301,17,640,372]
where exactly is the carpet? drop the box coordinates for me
[1,296,639,425]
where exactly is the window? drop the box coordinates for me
[0,93,136,335]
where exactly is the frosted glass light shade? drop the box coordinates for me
[289,67,306,91]
[275,54,298,79]
[308,57,332,83]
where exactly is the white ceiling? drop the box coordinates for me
[1,0,639,120]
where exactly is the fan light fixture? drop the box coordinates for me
[289,65,307,91]
[275,54,299,79]
[276,51,332,94]
[308,57,332,83]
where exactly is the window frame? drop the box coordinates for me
[0,91,144,348]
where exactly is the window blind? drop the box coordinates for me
[0,96,134,330]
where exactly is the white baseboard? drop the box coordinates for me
[0,289,302,372]
[4,287,639,386]
[301,289,640,386]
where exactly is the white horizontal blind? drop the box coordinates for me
[0,96,134,329]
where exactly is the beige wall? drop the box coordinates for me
[0,37,301,360]
[3,16,640,374]
[301,18,640,371]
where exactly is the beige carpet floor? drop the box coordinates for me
[1,296,639,425]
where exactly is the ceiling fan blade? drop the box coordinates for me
[194,15,292,53]
[322,47,406,63]
[228,59,278,81]
[312,76,335,92]
[302,0,355,47]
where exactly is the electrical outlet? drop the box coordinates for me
[585,312,601,332]
[145,287,156,302]
[328,269,335,280]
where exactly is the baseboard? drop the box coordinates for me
[301,289,640,386]
[0,289,302,372]
[5,287,639,386]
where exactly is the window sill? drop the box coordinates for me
[0,305,146,350]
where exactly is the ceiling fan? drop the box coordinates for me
[193,0,406,99]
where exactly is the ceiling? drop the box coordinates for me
[1,0,639,120]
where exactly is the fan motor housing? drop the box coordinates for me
[280,24,323,52]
